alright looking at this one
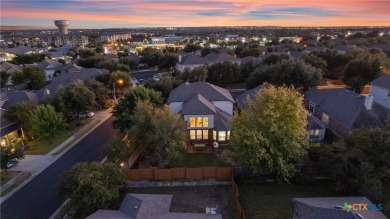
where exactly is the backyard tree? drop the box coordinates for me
[10,71,26,85]
[207,61,240,83]
[0,142,24,174]
[112,86,163,132]
[23,66,47,90]
[127,100,186,167]
[231,84,309,183]
[5,102,37,139]
[66,81,96,116]
[109,70,131,90]
[180,66,208,83]
[158,52,178,70]
[84,80,111,109]
[30,105,65,145]
[103,133,132,167]
[54,162,126,219]
[262,53,290,65]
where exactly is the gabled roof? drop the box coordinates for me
[182,93,216,115]
[38,59,62,70]
[178,54,206,65]
[293,197,387,219]
[0,62,23,73]
[236,85,263,109]
[214,108,232,131]
[168,82,234,103]
[304,88,390,130]
[5,46,38,55]
[35,68,105,100]
[307,115,326,130]
[0,90,39,110]
[204,53,240,63]
[240,56,262,64]
[370,74,390,90]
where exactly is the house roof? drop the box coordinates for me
[293,197,387,219]
[35,68,105,100]
[235,85,263,109]
[0,62,23,73]
[240,56,262,64]
[168,82,234,103]
[127,53,141,62]
[87,193,221,219]
[370,74,390,89]
[214,108,232,131]
[182,93,216,115]
[178,54,206,65]
[307,114,326,130]
[38,59,62,70]
[304,88,390,130]
[4,46,38,55]
[0,90,39,110]
[204,53,240,63]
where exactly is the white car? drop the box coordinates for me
[79,112,95,118]
[153,74,161,81]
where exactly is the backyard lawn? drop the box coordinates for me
[175,153,230,168]
[238,182,337,219]
[124,186,237,219]
[24,119,90,155]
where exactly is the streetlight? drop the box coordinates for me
[113,79,124,103]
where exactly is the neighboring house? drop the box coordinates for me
[0,90,39,147]
[104,53,119,62]
[0,62,24,86]
[126,53,141,63]
[87,194,221,219]
[175,54,207,72]
[4,46,42,56]
[304,88,390,138]
[240,56,262,65]
[369,74,390,110]
[204,52,241,65]
[167,82,234,151]
[38,59,63,79]
[236,85,325,141]
[35,68,107,100]
[292,197,387,219]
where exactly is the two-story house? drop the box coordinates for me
[175,54,207,72]
[38,59,63,80]
[167,82,234,152]
[369,74,390,110]
[304,87,390,139]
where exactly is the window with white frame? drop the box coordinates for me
[190,129,209,140]
[189,117,209,127]
[218,131,226,141]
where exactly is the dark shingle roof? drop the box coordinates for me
[168,82,234,103]
[182,93,216,115]
[240,56,262,64]
[35,68,105,100]
[179,54,206,65]
[0,62,23,73]
[0,90,39,110]
[370,74,390,89]
[38,59,62,70]
[204,53,240,63]
[304,88,390,129]
[236,85,263,109]
[214,108,232,131]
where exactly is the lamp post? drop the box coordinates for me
[113,79,124,103]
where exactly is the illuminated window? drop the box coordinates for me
[322,113,329,124]
[203,130,208,139]
[218,131,226,141]
[196,130,202,139]
[203,117,209,127]
[190,130,196,140]
[213,131,217,140]
[196,117,202,127]
[227,131,231,140]
[189,117,195,127]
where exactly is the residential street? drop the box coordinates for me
[0,117,117,219]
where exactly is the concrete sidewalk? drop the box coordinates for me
[0,108,112,203]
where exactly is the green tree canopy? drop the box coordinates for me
[5,102,37,139]
[66,81,96,116]
[10,71,26,85]
[0,142,24,174]
[343,58,382,93]
[158,52,178,70]
[84,80,111,109]
[0,71,11,87]
[54,162,126,219]
[231,84,309,183]
[23,66,47,90]
[180,66,208,83]
[30,105,65,144]
[262,53,290,65]
[207,61,240,84]
[112,86,163,132]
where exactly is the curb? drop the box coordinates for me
[0,113,111,204]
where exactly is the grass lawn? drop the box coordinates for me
[25,119,90,155]
[238,182,337,219]
[124,186,237,219]
[0,170,21,186]
[175,153,230,168]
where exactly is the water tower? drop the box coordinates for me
[54,20,69,34]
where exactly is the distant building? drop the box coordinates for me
[9,33,88,47]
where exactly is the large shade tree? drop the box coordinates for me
[231,84,309,183]
[5,102,37,139]
[66,81,96,116]
[30,105,65,144]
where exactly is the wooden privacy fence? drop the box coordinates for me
[123,167,232,181]
[231,177,246,219]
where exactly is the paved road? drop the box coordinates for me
[0,117,117,219]
[131,69,161,81]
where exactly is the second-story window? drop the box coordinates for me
[309,102,315,113]
[189,117,209,127]
[322,113,329,124]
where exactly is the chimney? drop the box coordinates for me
[364,94,374,110]
[179,55,182,63]
[45,88,50,95]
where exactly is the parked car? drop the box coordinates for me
[78,112,95,118]
[153,74,161,81]
[6,158,18,169]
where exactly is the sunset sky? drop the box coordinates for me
[1,0,389,29]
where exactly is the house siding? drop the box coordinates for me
[369,85,390,110]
